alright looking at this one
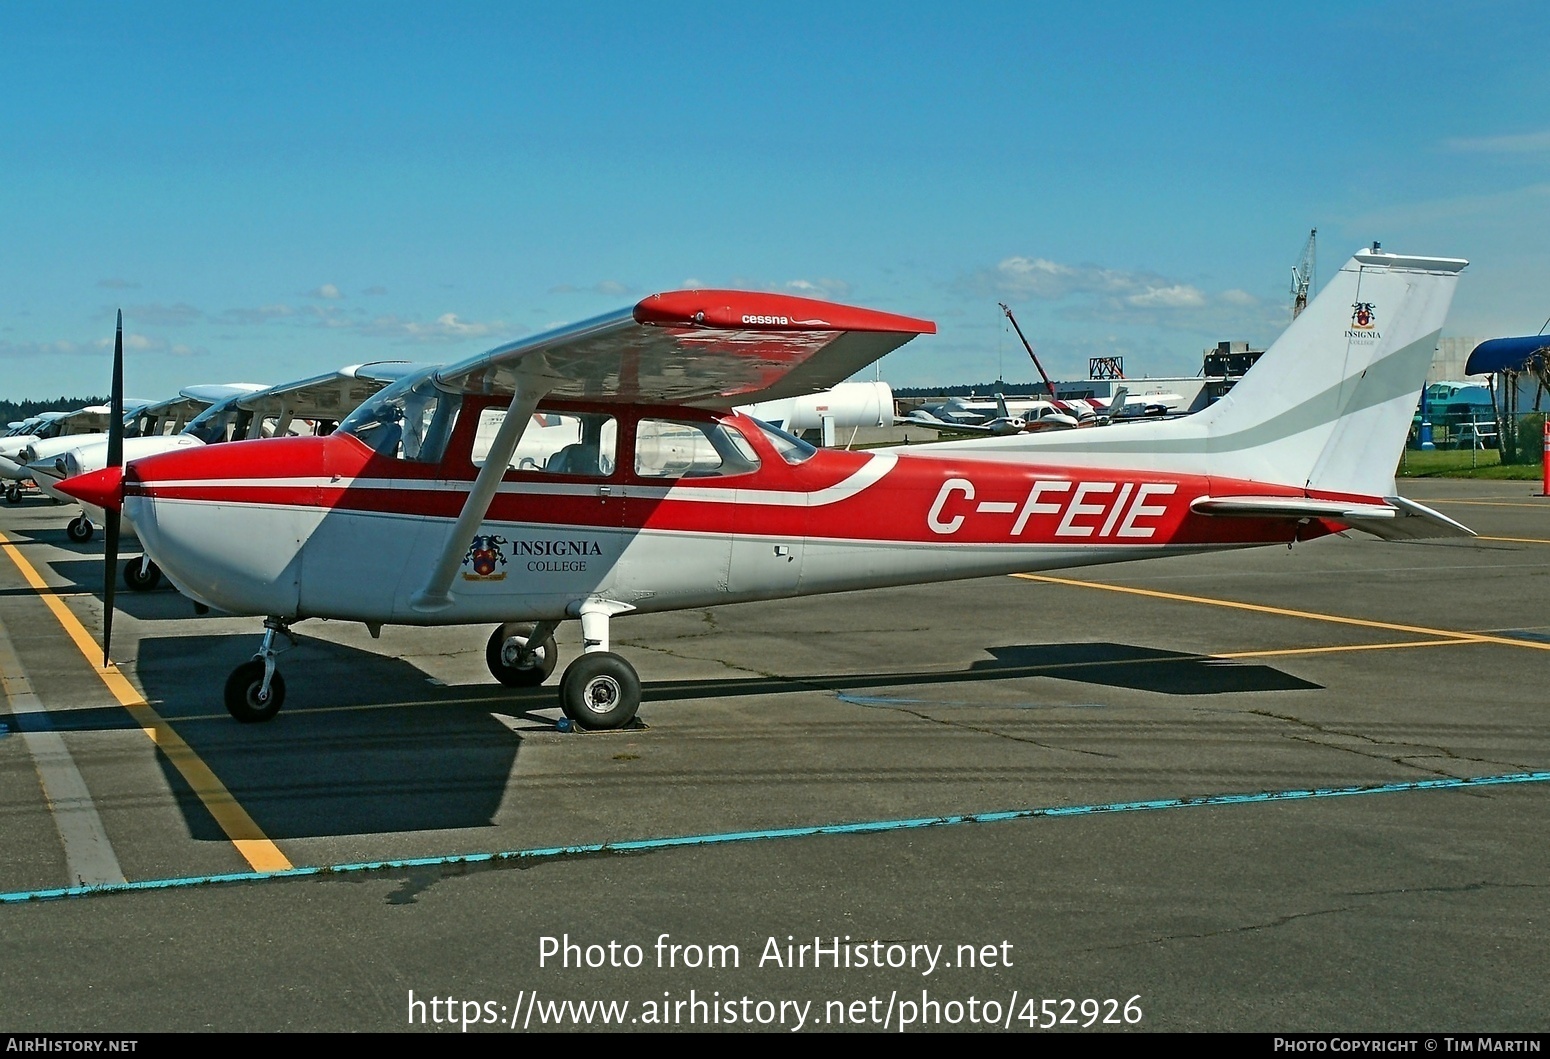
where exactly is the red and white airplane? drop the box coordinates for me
[62,247,1472,730]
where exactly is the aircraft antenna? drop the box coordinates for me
[1290,228,1317,320]
[998,302,1058,400]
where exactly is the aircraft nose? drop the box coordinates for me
[57,465,124,512]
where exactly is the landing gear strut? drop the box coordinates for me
[556,599,640,731]
[66,515,94,543]
[224,617,297,723]
[5,483,20,504]
[486,621,558,686]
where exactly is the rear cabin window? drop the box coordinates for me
[471,409,618,477]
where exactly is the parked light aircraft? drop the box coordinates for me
[902,392,1081,435]
[26,385,266,539]
[0,403,165,503]
[34,366,418,587]
[63,250,1472,730]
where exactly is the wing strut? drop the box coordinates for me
[410,380,550,612]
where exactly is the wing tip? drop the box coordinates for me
[634,289,935,335]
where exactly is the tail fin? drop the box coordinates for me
[932,248,1467,498]
[1196,247,1467,495]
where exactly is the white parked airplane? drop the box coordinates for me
[34,365,421,587]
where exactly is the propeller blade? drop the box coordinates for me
[103,510,119,667]
[102,311,124,667]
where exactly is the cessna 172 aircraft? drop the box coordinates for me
[62,247,1471,731]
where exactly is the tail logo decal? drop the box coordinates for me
[1347,302,1380,341]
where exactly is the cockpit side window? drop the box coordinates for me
[635,418,761,478]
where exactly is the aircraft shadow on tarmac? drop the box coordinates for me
[634,641,1322,703]
[42,557,197,622]
[32,630,1321,843]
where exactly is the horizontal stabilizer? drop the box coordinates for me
[1191,495,1475,541]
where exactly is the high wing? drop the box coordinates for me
[433,290,935,406]
[410,290,935,611]
[232,362,427,436]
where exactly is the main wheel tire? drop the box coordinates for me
[5,483,19,504]
[223,659,285,723]
[124,558,163,592]
[66,516,94,543]
[485,623,559,687]
[559,652,640,730]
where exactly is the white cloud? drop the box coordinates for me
[0,339,91,358]
[122,302,203,326]
[308,283,344,300]
[975,256,1136,300]
[1444,130,1550,154]
[220,304,295,324]
[1126,284,1206,309]
[1219,289,1259,306]
[785,278,853,299]
[359,312,510,343]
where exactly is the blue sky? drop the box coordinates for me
[2,1,1547,400]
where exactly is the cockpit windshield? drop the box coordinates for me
[183,398,248,445]
[336,368,461,464]
[752,419,818,465]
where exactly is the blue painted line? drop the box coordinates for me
[4,770,1548,906]
[835,692,930,706]
[835,692,1103,709]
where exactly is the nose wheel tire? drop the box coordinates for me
[5,484,19,504]
[66,515,94,543]
[224,660,285,723]
[559,652,640,730]
[486,623,559,686]
[124,558,163,592]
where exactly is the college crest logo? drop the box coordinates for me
[1350,302,1376,330]
[461,535,509,581]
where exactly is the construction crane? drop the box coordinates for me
[998,302,1060,399]
[1290,228,1317,320]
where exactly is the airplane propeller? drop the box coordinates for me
[101,311,123,666]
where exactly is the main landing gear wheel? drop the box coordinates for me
[224,659,285,723]
[559,652,640,731]
[486,623,558,687]
[124,558,163,592]
[66,515,94,543]
[5,483,19,504]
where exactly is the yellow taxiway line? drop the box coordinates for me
[0,531,292,873]
[1012,572,1548,653]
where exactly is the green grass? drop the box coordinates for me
[1396,448,1544,480]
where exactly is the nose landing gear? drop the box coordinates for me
[123,555,163,591]
[224,618,297,723]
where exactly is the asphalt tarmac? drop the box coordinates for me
[0,477,1547,1033]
